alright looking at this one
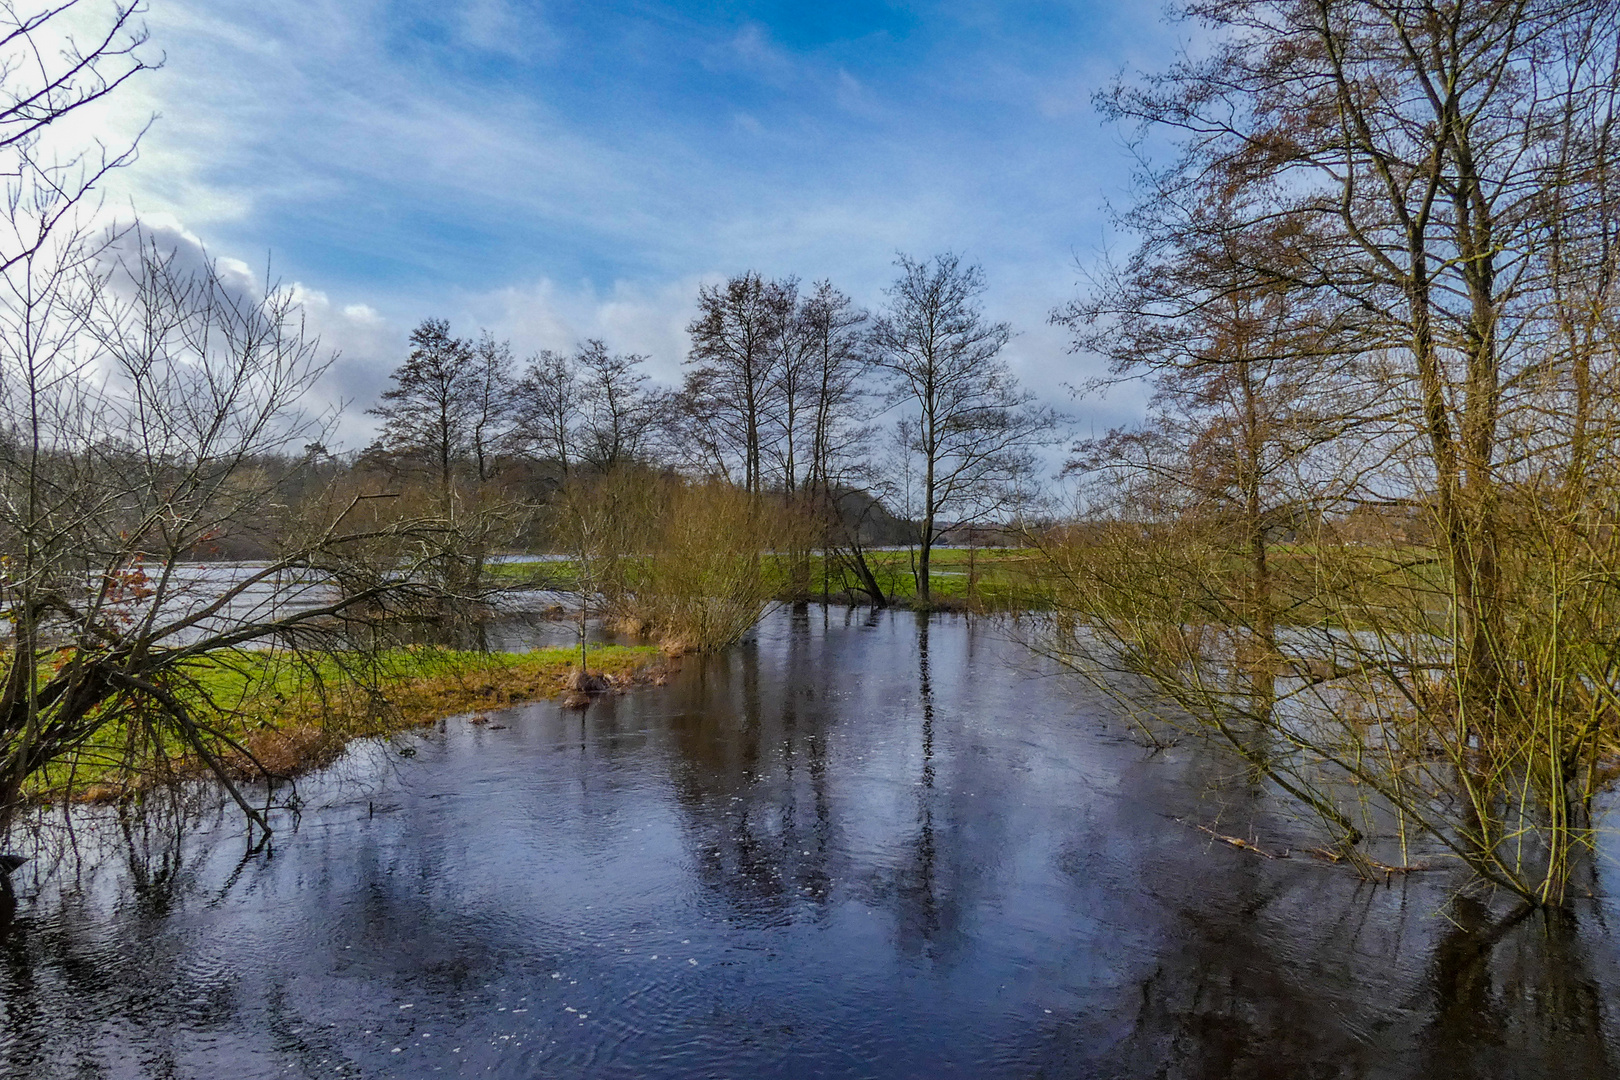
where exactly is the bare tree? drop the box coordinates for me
[365,318,476,506]
[0,1,154,277]
[871,253,1056,603]
[801,280,871,497]
[468,331,515,483]
[1043,0,1620,905]
[512,348,581,475]
[682,272,785,493]
[760,276,816,493]
[1,233,440,838]
[362,324,520,603]
[1059,190,1370,661]
[797,279,888,603]
[576,338,658,472]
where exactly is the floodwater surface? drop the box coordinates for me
[2,607,1618,1078]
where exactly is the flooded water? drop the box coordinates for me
[2,607,1618,1078]
[90,560,576,650]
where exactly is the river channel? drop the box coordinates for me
[2,607,1618,1078]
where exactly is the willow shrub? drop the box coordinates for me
[553,471,804,653]
[1032,508,1620,908]
[623,481,803,653]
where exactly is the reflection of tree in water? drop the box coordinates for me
[1,779,541,1079]
[0,802,239,1078]
[659,607,983,957]
[1075,664,1620,1075]
[662,605,837,923]
[887,611,999,967]
[1065,733,1399,1076]
[896,612,942,953]
[1417,900,1613,1080]
[1093,855,1615,1078]
[1100,867,1392,1078]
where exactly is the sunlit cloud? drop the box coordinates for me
[62,0,1181,451]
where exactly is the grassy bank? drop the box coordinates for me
[489,547,1054,610]
[488,541,1445,620]
[31,644,666,805]
[785,547,1052,609]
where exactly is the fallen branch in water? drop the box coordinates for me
[1307,847,1433,877]
[1179,818,1435,877]
[1194,823,1288,859]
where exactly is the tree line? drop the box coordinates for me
[0,1,1059,835]
[359,253,1058,605]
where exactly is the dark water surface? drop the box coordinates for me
[3,608,1619,1078]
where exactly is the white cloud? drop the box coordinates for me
[298,295,410,443]
[456,0,558,60]
[463,275,705,387]
[87,215,403,446]
[26,0,1177,457]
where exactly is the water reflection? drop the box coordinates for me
[1,608,1618,1078]
[1418,902,1614,1079]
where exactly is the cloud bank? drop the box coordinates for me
[71,0,1174,447]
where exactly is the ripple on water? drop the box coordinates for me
[4,608,1620,1079]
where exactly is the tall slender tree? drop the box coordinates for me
[365,318,476,507]
[871,253,1056,603]
[467,331,515,484]
[761,276,816,493]
[798,280,886,602]
[576,339,658,471]
[513,348,581,475]
[683,272,785,493]
[801,279,871,497]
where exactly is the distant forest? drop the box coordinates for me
[203,258,1057,581]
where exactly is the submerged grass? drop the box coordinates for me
[30,643,666,805]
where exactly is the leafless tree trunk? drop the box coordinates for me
[683,272,786,495]
[468,331,514,484]
[872,253,1056,604]
[1047,0,1620,904]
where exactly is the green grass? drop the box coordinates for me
[488,547,1054,610]
[778,547,1051,608]
[29,643,665,803]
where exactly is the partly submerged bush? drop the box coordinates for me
[628,481,795,652]
[551,470,801,653]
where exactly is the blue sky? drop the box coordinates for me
[92,0,1176,445]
